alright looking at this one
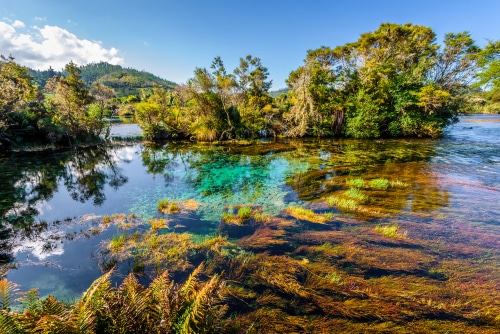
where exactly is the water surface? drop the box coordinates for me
[0,115,499,329]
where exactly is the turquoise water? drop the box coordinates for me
[1,115,499,302]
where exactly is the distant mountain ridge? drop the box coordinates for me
[29,62,177,97]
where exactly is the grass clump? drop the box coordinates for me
[369,178,389,189]
[158,198,170,212]
[237,206,253,221]
[286,206,333,224]
[328,196,357,212]
[158,198,180,214]
[221,211,235,223]
[344,187,368,202]
[374,224,407,239]
[109,234,127,252]
[149,218,170,231]
[168,201,180,213]
[221,205,256,225]
[348,178,365,188]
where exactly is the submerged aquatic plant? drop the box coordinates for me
[328,196,357,212]
[348,178,365,188]
[374,224,407,239]
[158,198,170,212]
[344,187,369,202]
[109,234,127,251]
[102,215,111,225]
[221,205,256,225]
[237,206,253,221]
[158,198,200,214]
[285,206,333,224]
[149,218,170,231]
[253,212,272,224]
[369,178,389,189]
[390,179,409,188]
[326,271,343,284]
[168,201,180,213]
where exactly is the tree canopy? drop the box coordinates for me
[285,23,481,138]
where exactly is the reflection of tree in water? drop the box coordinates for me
[285,138,450,215]
[63,146,128,205]
[141,142,193,185]
[0,144,128,264]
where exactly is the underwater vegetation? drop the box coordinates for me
[3,182,500,333]
[285,206,333,224]
[2,121,500,332]
[374,224,407,239]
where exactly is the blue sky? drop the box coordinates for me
[1,0,500,88]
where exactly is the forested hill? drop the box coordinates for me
[29,62,177,97]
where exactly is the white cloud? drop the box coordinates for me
[12,20,25,28]
[0,20,124,70]
[34,16,46,22]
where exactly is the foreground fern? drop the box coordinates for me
[0,263,226,333]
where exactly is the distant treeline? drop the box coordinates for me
[29,62,176,97]
[2,22,500,152]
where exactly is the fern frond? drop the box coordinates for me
[175,273,226,334]
[180,262,204,299]
[0,278,22,311]
[107,273,149,333]
[33,314,75,333]
[0,310,23,333]
[68,269,113,334]
[20,288,41,314]
[147,269,178,329]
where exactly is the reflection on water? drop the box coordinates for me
[0,116,499,325]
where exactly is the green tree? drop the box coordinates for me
[134,86,185,140]
[47,61,108,142]
[234,55,273,133]
[285,23,480,138]
[475,40,500,95]
[0,55,49,150]
[185,58,239,141]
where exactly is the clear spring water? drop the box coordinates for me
[0,115,499,302]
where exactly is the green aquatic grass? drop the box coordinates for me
[369,178,389,189]
[237,206,253,220]
[221,211,234,223]
[158,198,170,212]
[286,206,333,224]
[374,224,406,238]
[168,201,180,213]
[348,178,365,188]
[328,196,357,212]
[109,234,127,251]
[344,187,368,202]
[149,218,169,231]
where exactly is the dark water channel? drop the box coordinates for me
[0,115,499,323]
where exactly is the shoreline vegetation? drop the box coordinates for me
[2,23,500,153]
